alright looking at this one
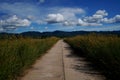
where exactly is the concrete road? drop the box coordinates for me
[21,40,106,80]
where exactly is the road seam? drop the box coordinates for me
[61,40,66,80]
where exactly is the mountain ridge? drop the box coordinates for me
[0,30,120,38]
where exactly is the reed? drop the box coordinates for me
[0,37,59,80]
[65,34,120,80]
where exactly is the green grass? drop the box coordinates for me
[0,37,59,80]
[65,34,120,80]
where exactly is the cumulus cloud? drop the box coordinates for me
[45,9,120,27]
[101,18,114,23]
[102,15,120,23]
[76,10,120,26]
[0,15,31,31]
[63,21,76,26]
[45,8,85,25]
[114,15,120,22]
[6,15,31,26]
[46,13,64,23]
[77,19,102,26]
[0,2,120,29]
[45,10,108,27]
[83,10,108,23]
[0,3,85,25]
[63,21,71,26]
[83,10,120,25]
[95,10,108,16]
[72,10,108,27]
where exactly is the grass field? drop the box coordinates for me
[0,37,59,80]
[65,34,120,80]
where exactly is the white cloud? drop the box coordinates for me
[93,14,103,19]
[45,9,120,27]
[63,21,71,26]
[76,10,120,27]
[101,18,114,23]
[45,9,107,27]
[0,3,86,25]
[0,2,120,29]
[114,15,120,22]
[95,10,108,16]
[5,15,31,27]
[102,15,120,23]
[83,10,108,23]
[77,19,88,26]
[63,21,76,26]
[46,13,64,23]
[0,15,31,31]
[77,19,102,26]
[17,19,31,26]
[58,8,85,20]
[45,8,85,25]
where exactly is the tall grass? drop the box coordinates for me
[0,37,59,80]
[65,34,120,80]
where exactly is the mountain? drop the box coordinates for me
[20,30,120,37]
[20,31,90,38]
[0,31,120,38]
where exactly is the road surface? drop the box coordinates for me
[21,40,106,80]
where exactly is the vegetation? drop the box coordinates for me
[0,36,59,80]
[65,34,120,80]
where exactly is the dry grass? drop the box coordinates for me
[0,37,59,80]
[65,34,120,80]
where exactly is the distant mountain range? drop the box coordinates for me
[0,30,120,38]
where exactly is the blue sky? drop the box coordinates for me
[0,0,120,33]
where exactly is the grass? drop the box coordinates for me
[0,37,59,80]
[65,34,120,80]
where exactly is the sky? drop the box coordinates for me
[0,0,120,33]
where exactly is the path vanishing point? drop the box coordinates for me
[21,40,106,80]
